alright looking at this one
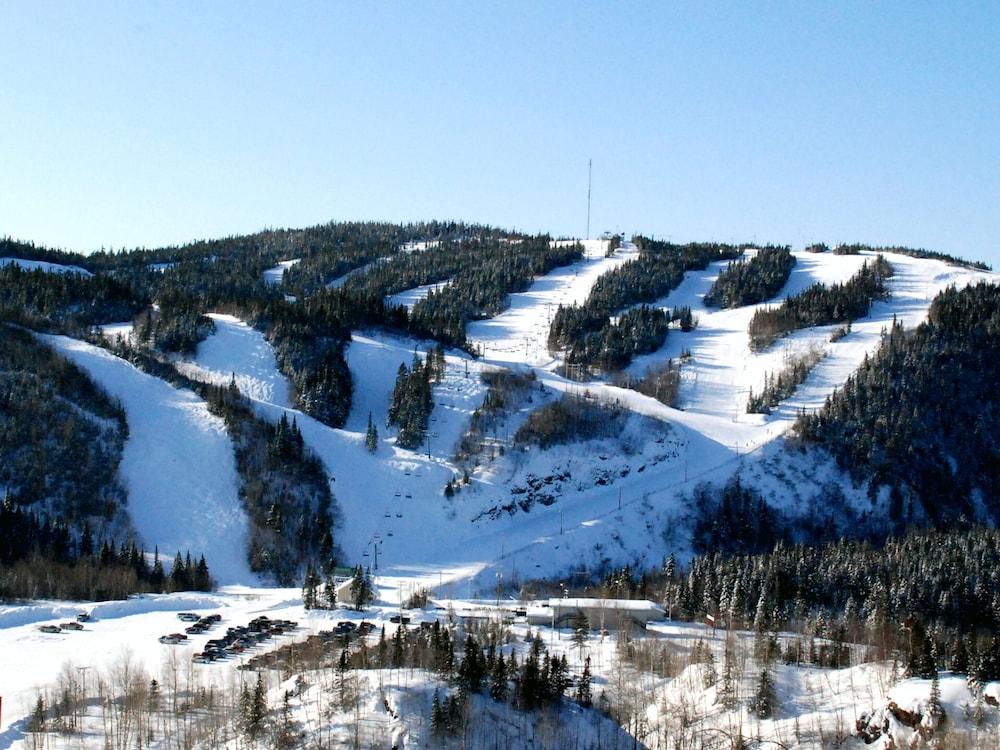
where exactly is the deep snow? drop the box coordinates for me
[39,334,255,586]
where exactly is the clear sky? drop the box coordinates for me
[1,2,998,266]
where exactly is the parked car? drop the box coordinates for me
[60,621,84,631]
[39,624,61,634]
[76,613,92,623]
[177,612,200,622]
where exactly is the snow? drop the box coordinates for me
[38,334,255,586]
[466,238,624,365]
[326,256,391,288]
[0,257,91,276]
[385,280,452,311]
[261,257,300,285]
[175,313,294,407]
[5,245,999,746]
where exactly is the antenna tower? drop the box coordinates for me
[586,158,592,240]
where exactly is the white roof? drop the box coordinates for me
[541,598,665,612]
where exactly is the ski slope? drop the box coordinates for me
[165,247,996,594]
[261,258,300,285]
[385,280,452,310]
[39,334,255,585]
[0,257,91,276]
[3,243,1000,748]
[175,313,293,407]
[467,238,630,366]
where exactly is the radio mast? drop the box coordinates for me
[586,158,592,240]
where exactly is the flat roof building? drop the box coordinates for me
[525,597,666,630]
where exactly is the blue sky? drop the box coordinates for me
[1,2,998,266]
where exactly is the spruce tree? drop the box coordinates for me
[751,669,776,720]
[576,656,593,707]
[490,652,508,702]
[365,411,378,453]
[302,563,321,609]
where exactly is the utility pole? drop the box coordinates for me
[586,158,592,241]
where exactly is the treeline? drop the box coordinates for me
[0,325,128,525]
[106,339,341,583]
[317,234,576,348]
[747,255,892,351]
[0,264,146,335]
[703,245,795,308]
[279,221,505,297]
[132,295,215,355]
[387,347,445,449]
[409,237,579,348]
[746,347,824,414]
[662,527,1000,669]
[0,236,91,269]
[548,237,743,371]
[206,386,340,584]
[564,305,693,373]
[828,242,991,271]
[797,281,1000,525]
[0,498,211,600]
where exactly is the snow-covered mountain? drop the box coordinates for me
[2,233,998,748]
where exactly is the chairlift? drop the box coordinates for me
[362,551,370,558]
[387,532,394,537]
[396,513,402,518]
[384,512,391,518]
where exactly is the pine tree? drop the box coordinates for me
[350,565,374,611]
[576,656,593,707]
[571,608,590,655]
[193,555,212,591]
[29,695,45,733]
[365,411,378,453]
[719,642,738,709]
[170,551,188,591]
[301,563,320,609]
[150,547,165,590]
[322,571,338,610]
[751,669,776,719]
[430,690,445,737]
[490,652,508,702]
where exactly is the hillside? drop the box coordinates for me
[1,223,999,748]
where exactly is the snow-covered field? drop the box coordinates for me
[3,584,996,748]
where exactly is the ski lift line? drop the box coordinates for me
[486,438,768,567]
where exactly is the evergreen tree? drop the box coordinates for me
[365,411,378,453]
[576,656,593,707]
[322,571,338,610]
[571,608,590,655]
[349,564,374,611]
[751,669,776,720]
[301,563,320,609]
[490,652,508,702]
[719,642,738,709]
